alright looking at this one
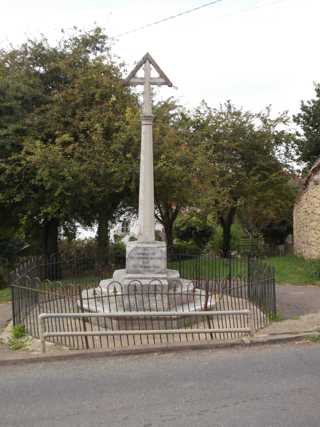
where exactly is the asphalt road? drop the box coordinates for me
[0,343,319,427]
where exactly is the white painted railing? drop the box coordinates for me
[38,310,254,353]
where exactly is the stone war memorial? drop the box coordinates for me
[9,54,276,351]
[82,53,208,317]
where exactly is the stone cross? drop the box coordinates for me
[125,53,172,242]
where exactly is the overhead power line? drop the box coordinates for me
[112,0,224,39]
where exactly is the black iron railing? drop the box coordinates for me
[10,252,276,350]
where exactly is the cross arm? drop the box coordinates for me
[126,77,172,86]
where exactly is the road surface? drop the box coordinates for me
[0,343,319,426]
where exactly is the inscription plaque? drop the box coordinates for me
[126,242,167,274]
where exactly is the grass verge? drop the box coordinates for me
[8,324,31,351]
[305,334,320,343]
[0,288,11,303]
[266,256,320,285]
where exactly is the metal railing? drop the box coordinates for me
[10,252,276,351]
[39,309,254,353]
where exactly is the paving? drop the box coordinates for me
[277,283,320,318]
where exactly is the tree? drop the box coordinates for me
[72,106,139,265]
[294,83,320,168]
[238,171,298,247]
[0,40,42,255]
[153,100,199,248]
[119,99,200,249]
[0,28,136,264]
[174,209,213,250]
[192,101,296,256]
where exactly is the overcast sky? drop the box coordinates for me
[1,0,319,117]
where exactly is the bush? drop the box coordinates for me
[206,226,223,254]
[171,240,201,255]
[230,223,247,253]
[59,238,98,260]
[174,211,213,250]
[206,223,247,255]
[8,324,30,351]
[111,241,126,259]
[12,324,26,339]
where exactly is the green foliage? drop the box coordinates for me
[0,237,28,261]
[59,237,126,262]
[259,221,292,246]
[0,27,137,259]
[8,339,27,351]
[112,241,126,259]
[230,223,247,253]
[294,83,320,168]
[59,238,97,259]
[206,223,247,255]
[11,324,26,339]
[0,287,11,302]
[174,210,213,250]
[172,240,200,254]
[206,226,223,254]
[306,334,320,343]
[268,312,284,322]
[192,101,296,256]
[305,259,320,279]
[8,325,30,351]
[168,256,245,280]
[0,28,297,261]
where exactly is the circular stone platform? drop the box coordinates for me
[80,275,216,330]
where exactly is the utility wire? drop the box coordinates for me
[112,0,224,39]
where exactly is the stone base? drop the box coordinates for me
[79,240,216,330]
[102,268,180,288]
[80,278,216,330]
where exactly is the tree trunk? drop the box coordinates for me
[42,217,60,280]
[163,221,174,250]
[155,201,180,254]
[96,213,110,269]
[219,207,237,258]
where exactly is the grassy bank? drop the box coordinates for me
[267,256,320,285]
[171,255,320,286]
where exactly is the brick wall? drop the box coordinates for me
[294,168,320,259]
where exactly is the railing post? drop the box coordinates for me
[178,252,182,278]
[247,254,252,301]
[39,314,46,354]
[248,311,255,337]
[228,257,232,294]
[78,286,89,350]
[10,284,16,326]
[272,266,277,317]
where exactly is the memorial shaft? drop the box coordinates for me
[138,60,155,242]
[125,53,172,243]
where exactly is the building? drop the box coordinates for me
[294,159,320,259]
